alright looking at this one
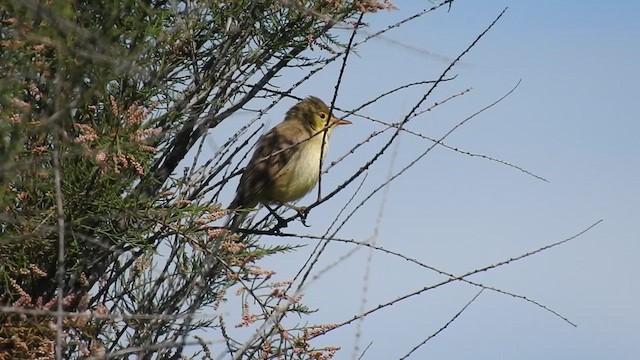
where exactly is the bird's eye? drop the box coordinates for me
[319,113,326,119]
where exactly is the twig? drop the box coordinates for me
[52,63,66,360]
[318,13,364,200]
[352,134,400,359]
[399,290,484,359]
[329,220,602,331]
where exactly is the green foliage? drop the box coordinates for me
[0,0,384,358]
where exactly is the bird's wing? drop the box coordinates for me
[230,123,308,209]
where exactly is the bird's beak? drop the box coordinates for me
[333,117,352,126]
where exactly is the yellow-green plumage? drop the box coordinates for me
[228,96,350,229]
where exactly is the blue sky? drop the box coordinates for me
[212,1,639,359]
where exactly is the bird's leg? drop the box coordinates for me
[278,203,310,227]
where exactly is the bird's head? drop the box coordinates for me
[286,96,351,133]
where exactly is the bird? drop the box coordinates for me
[228,96,351,230]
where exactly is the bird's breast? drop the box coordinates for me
[267,135,328,203]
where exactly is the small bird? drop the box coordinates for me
[228,96,351,230]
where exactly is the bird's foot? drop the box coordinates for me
[269,203,311,228]
[289,205,310,227]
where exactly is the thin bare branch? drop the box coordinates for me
[399,290,484,359]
